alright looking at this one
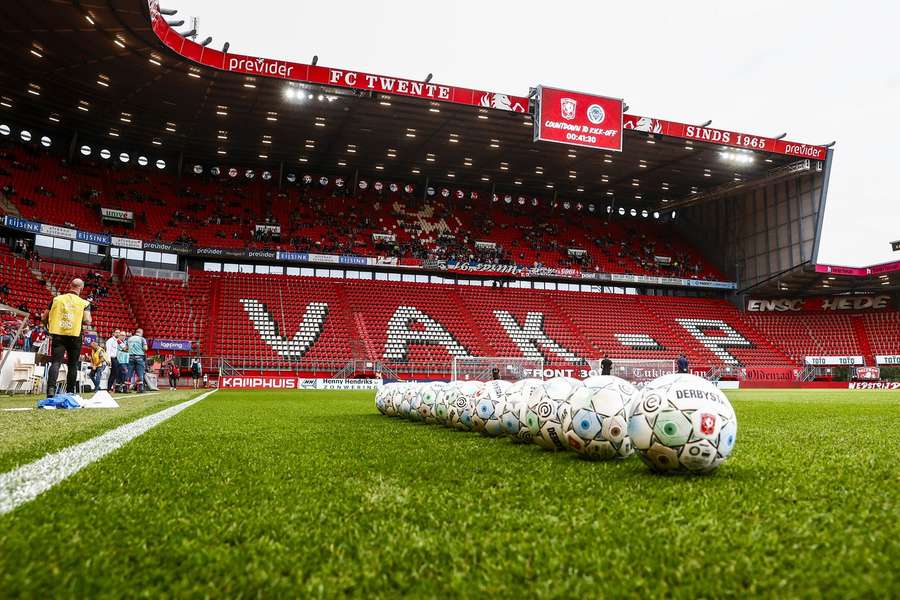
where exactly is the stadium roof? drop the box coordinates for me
[0,1,831,213]
[744,259,900,296]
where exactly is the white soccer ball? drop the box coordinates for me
[382,383,403,417]
[407,383,424,422]
[375,383,393,415]
[500,378,543,443]
[471,379,513,436]
[564,376,636,459]
[396,383,418,419]
[434,381,459,426]
[628,373,737,473]
[416,382,445,424]
[447,380,483,431]
[522,377,583,451]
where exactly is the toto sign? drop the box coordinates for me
[533,86,623,151]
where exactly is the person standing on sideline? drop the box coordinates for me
[115,331,130,393]
[89,340,109,391]
[42,278,92,397]
[127,328,148,393]
[677,353,689,374]
[190,357,202,389]
[105,329,120,391]
[600,353,613,376]
[168,360,180,390]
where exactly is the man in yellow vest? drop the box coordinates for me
[42,278,92,397]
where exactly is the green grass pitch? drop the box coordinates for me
[1,388,899,597]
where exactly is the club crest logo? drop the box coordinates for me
[625,116,663,133]
[699,412,716,436]
[560,97,577,120]
[587,103,606,124]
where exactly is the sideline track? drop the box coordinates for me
[0,389,217,515]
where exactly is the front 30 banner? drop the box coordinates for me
[533,86,623,152]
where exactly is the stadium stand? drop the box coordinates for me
[862,311,900,358]
[743,312,866,364]
[39,263,136,339]
[1,147,897,376]
[0,246,897,375]
[0,145,720,278]
[0,246,51,319]
[121,275,210,344]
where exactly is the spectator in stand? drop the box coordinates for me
[30,323,47,353]
[677,353,689,374]
[190,357,202,389]
[21,323,33,351]
[0,282,9,297]
[106,329,121,391]
[42,278,92,398]
[600,354,613,376]
[127,328,148,393]
[89,341,110,391]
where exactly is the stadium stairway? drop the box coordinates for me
[353,312,378,360]
[201,275,222,355]
[850,314,875,366]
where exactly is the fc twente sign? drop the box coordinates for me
[533,86,624,152]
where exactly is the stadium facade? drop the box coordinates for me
[0,1,897,387]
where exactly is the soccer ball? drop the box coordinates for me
[628,373,737,473]
[471,379,513,436]
[408,383,424,422]
[375,383,393,415]
[434,381,460,426]
[416,382,445,424]
[500,378,543,443]
[382,383,403,417]
[396,383,418,419]
[563,376,636,459]
[447,380,483,431]
[522,377,582,451]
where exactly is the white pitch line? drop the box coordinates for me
[0,389,217,516]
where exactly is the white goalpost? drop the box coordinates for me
[451,356,545,382]
[587,358,677,384]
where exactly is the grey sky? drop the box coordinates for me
[175,0,899,267]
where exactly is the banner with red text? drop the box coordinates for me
[148,1,527,113]
[624,115,827,160]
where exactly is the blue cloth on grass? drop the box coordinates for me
[37,394,82,410]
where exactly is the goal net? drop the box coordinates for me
[587,358,676,384]
[451,356,545,382]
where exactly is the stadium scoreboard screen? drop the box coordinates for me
[533,85,624,151]
[892,240,900,252]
